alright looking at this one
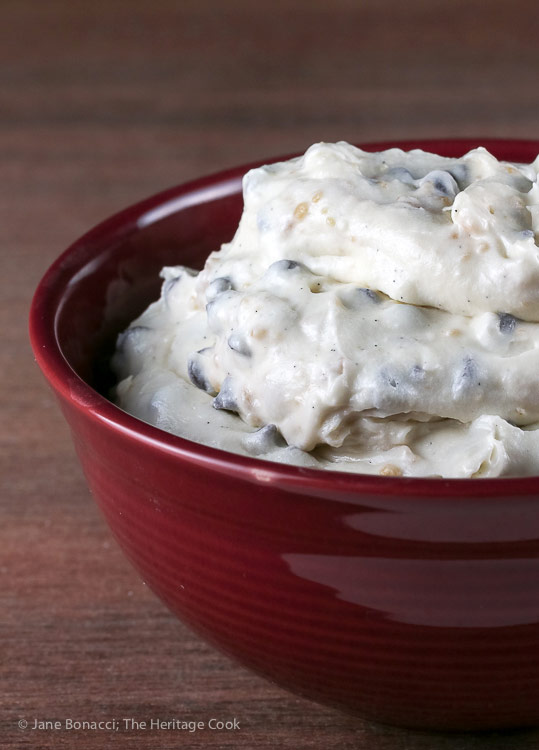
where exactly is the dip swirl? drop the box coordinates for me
[113,142,539,478]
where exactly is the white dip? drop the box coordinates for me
[113,142,539,478]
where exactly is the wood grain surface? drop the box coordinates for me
[3,1,539,747]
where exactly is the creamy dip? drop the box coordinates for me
[113,142,539,478]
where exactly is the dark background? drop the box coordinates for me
[3,1,539,747]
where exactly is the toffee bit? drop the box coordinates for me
[294,202,309,220]
[379,464,403,477]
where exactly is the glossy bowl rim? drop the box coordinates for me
[29,138,539,498]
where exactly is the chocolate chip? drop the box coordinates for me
[357,287,381,303]
[461,356,477,380]
[212,377,238,412]
[379,368,402,391]
[228,334,251,357]
[116,325,151,352]
[163,268,197,303]
[497,312,518,334]
[243,424,287,455]
[447,163,468,188]
[205,298,220,324]
[163,275,181,297]
[339,286,381,309]
[270,259,302,272]
[385,166,415,184]
[206,277,234,302]
[187,355,216,395]
[421,170,459,198]
[452,355,480,398]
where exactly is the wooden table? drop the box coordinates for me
[4,1,539,747]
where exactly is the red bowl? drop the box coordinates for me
[29,139,539,730]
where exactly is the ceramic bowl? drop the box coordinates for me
[29,139,539,730]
